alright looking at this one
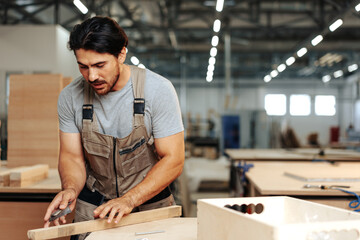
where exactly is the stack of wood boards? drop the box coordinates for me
[7,74,71,168]
[0,120,2,164]
[0,164,49,187]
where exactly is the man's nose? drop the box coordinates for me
[88,68,99,82]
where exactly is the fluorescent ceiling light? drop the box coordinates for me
[130,56,140,65]
[356,3,360,12]
[311,35,323,46]
[209,57,216,65]
[329,19,343,32]
[264,75,272,83]
[348,64,358,72]
[210,47,217,57]
[211,36,219,47]
[216,0,224,12]
[213,19,221,32]
[207,71,214,77]
[297,47,308,57]
[322,75,331,83]
[270,70,279,78]
[208,64,215,72]
[73,0,88,14]
[138,64,146,69]
[206,75,213,82]
[277,64,286,73]
[334,70,343,78]
[286,56,296,66]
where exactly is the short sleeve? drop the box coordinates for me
[150,78,184,138]
[58,87,80,133]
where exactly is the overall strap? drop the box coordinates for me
[130,65,146,128]
[82,80,99,132]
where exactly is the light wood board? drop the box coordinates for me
[245,162,360,197]
[226,148,360,161]
[7,74,63,168]
[10,164,49,187]
[0,169,61,193]
[0,166,27,186]
[284,166,360,182]
[28,205,182,240]
[86,217,197,240]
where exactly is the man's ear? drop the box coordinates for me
[118,47,127,63]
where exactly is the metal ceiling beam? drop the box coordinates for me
[2,1,47,24]
[12,2,53,24]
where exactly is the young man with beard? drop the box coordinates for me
[43,16,184,240]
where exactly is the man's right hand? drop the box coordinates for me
[44,188,77,228]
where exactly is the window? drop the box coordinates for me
[290,94,311,116]
[315,95,336,116]
[264,94,286,116]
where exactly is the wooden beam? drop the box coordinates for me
[0,170,11,187]
[0,166,29,187]
[28,205,182,240]
[10,164,49,187]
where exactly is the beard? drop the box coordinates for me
[91,74,119,95]
[90,65,120,95]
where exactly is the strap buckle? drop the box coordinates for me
[83,104,93,121]
[134,98,145,115]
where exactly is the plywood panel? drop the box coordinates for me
[7,74,63,168]
[0,201,74,240]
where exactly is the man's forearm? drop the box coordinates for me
[58,157,86,197]
[124,154,184,207]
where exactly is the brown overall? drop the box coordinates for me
[72,66,174,240]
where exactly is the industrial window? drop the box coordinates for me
[315,95,336,116]
[264,94,286,116]
[290,94,311,116]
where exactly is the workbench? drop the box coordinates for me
[225,148,360,162]
[0,168,71,240]
[245,162,360,210]
[86,217,197,240]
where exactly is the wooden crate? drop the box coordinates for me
[198,196,360,240]
[7,74,64,168]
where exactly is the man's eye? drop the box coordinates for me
[96,65,104,68]
[79,66,88,69]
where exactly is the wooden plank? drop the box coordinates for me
[0,169,61,193]
[10,164,49,187]
[0,166,30,187]
[28,205,182,240]
[0,170,11,186]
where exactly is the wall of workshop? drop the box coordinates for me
[172,78,357,147]
[0,25,79,149]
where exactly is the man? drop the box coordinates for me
[43,16,184,240]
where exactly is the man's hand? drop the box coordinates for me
[44,188,77,227]
[93,196,135,224]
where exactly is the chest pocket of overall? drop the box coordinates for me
[83,140,111,178]
[119,136,153,178]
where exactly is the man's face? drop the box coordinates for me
[75,49,121,95]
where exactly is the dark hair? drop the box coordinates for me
[68,16,128,57]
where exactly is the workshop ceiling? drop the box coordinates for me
[1,0,360,85]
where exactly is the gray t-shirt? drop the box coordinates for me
[58,67,184,139]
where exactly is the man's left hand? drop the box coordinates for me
[93,196,135,223]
